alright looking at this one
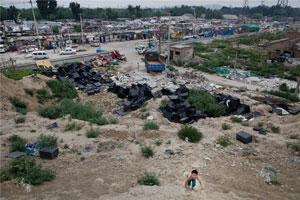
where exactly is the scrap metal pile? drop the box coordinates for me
[44,62,113,95]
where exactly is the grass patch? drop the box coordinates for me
[86,128,99,138]
[271,125,280,134]
[258,122,264,127]
[241,122,249,126]
[290,141,300,152]
[15,117,25,124]
[231,116,242,123]
[2,69,34,80]
[160,99,168,109]
[30,129,36,133]
[108,118,118,124]
[64,122,82,131]
[38,99,108,125]
[63,144,69,149]
[154,140,162,146]
[0,166,11,182]
[217,135,232,147]
[137,172,159,186]
[36,89,52,104]
[140,112,150,120]
[1,155,55,185]
[289,134,299,139]
[46,80,78,100]
[37,134,58,148]
[166,140,171,144]
[268,180,281,186]
[24,88,34,97]
[141,145,155,158]
[188,89,225,117]
[143,122,159,131]
[178,126,203,143]
[140,107,147,112]
[8,135,27,152]
[263,90,300,103]
[8,96,27,115]
[222,123,231,130]
[258,129,267,135]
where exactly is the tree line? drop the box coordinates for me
[1,1,300,22]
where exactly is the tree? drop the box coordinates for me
[251,13,263,19]
[69,2,81,21]
[135,5,142,18]
[36,0,57,19]
[8,5,19,23]
[127,5,134,18]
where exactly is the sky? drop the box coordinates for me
[2,0,300,9]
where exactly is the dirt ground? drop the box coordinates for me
[1,64,300,199]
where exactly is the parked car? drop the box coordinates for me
[59,48,76,55]
[90,40,100,47]
[32,51,49,60]
[20,45,38,53]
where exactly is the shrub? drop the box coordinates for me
[109,118,118,124]
[46,80,78,100]
[271,126,280,134]
[258,122,264,127]
[8,96,27,115]
[86,128,99,138]
[140,112,150,120]
[222,123,231,130]
[188,89,225,117]
[217,135,232,147]
[289,134,299,139]
[143,122,159,131]
[38,104,63,119]
[37,134,58,148]
[141,145,155,158]
[154,140,162,146]
[291,141,300,152]
[64,122,82,131]
[38,99,108,125]
[8,155,55,185]
[160,99,168,109]
[241,122,249,126]
[36,89,51,104]
[63,144,69,149]
[140,107,147,112]
[279,83,289,92]
[2,69,34,80]
[15,117,25,124]
[178,126,203,143]
[259,129,267,135]
[138,172,159,186]
[0,166,11,182]
[24,88,34,97]
[8,135,27,152]
[231,116,242,123]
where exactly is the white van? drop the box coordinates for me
[0,45,6,53]
[32,51,49,60]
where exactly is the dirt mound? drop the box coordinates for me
[0,74,53,114]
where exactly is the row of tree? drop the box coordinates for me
[1,1,300,22]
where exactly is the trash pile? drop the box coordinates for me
[92,50,126,67]
[263,100,300,116]
[44,62,113,95]
[160,85,207,124]
[258,78,297,91]
[213,66,259,80]
[215,93,250,115]
[109,83,154,116]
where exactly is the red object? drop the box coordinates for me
[98,54,103,59]
[114,50,121,58]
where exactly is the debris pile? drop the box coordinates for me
[44,62,113,95]
[109,83,153,115]
[215,93,251,115]
[264,101,300,116]
[160,85,207,124]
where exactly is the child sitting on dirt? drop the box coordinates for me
[185,170,204,191]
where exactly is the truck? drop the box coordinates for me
[144,51,165,73]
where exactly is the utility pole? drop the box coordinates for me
[30,0,41,49]
[158,27,161,53]
[80,12,84,45]
[166,13,171,67]
[234,39,240,69]
[98,26,101,49]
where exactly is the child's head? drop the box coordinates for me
[191,170,198,178]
